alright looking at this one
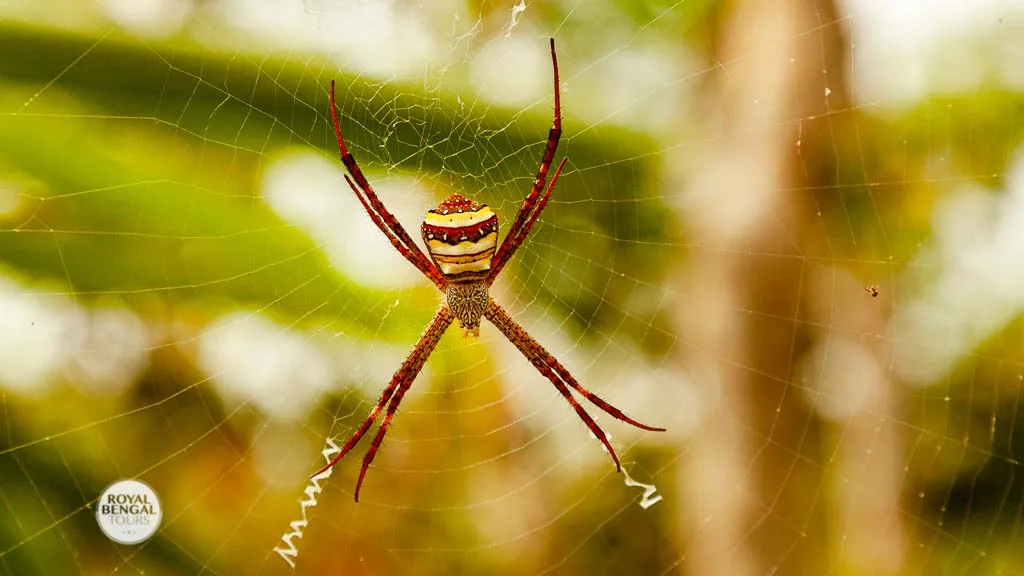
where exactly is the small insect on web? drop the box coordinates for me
[318,38,666,502]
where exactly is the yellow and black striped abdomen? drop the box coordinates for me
[421,194,498,282]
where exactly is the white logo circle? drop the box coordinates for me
[95,479,162,545]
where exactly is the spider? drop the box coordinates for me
[316,38,665,502]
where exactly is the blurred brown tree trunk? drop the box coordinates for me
[671,0,903,573]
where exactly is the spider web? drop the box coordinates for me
[1,0,1023,574]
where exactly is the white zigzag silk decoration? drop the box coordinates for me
[273,438,342,569]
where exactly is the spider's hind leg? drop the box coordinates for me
[484,299,666,472]
[314,307,455,501]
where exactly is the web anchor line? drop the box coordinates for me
[273,438,342,569]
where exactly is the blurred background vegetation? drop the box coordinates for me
[2,0,1024,575]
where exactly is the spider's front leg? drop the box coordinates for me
[329,80,448,291]
[488,38,566,284]
[315,306,455,501]
[488,157,566,284]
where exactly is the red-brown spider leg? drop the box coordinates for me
[329,80,447,291]
[489,157,567,281]
[485,300,628,472]
[341,171,443,289]
[541,334,666,433]
[489,38,562,283]
[313,307,454,496]
[341,173,439,285]
[352,307,455,501]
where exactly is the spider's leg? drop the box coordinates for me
[341,173,434,282]
[485,300,667,472]
[488,157,567,284]
[484,299,619,471]
[539,329,665,432]
[352,306,455,501]
[487,301,664,432]
[489,38,562,283]
[313,307,454,495]
[329,80,447,291]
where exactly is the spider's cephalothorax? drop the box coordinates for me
[319,38,665,502]
[445,281,489,338]
[421,194,497,336]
